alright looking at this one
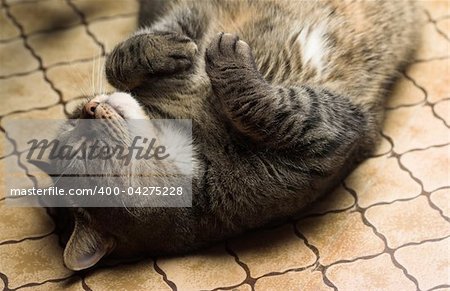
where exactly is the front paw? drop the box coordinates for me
[106,32,198,91]
[205,33,255,74]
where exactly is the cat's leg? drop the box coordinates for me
[105,5,211,92]
[206,33,375,156]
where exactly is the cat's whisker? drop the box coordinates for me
[91,56,97,97]
[69,67,90,98]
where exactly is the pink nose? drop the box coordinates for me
[83,101,99,117]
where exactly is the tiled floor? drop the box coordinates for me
[0,0,449,290]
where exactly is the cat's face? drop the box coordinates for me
[38,93,166,270]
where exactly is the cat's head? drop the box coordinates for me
[32,92,191,270]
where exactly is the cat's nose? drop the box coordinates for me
[83,101,99,118]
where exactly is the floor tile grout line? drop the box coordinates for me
[346,177,450,242]
[80,274,92,291]
[341,181,423,290]
[0,101,62,119]
[1,13,138,41]
[358,206,421,291]
[291,223,339,291]
[205,280,248,291]
[0,231,55,247]
[427,13,450,42]
[393,149,450,223]
[384,100,427,111]
[383,72,428,110]
[0,271,9,291]
[394,234,450,251]
[428,284,450,291]
[66,0,106,56]
[153,258,178,291]
[224,241,256,290]
[0,68,41,80]
[428,101,450,129]
[0,55,104,80]
[392,142,450,156]
[2,0,65,111]
[0,54,111,83]
[430,98,450,126]
[9,274,77,291]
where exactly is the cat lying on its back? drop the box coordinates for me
[41,0,419,270]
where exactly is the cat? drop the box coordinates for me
[37,0,420,270]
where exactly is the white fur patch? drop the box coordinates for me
[92,92,148,120]
[297,22,329,74]
[92,92,197,176]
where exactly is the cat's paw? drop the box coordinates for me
[106,32,198,91]
[205,32,254,71]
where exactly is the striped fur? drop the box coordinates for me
[59,0,420,270]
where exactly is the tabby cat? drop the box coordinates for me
[42,0,419,270]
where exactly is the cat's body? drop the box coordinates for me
[49,0,419,270]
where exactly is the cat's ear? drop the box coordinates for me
[63,218,115,271]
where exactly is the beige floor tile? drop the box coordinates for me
[0,235,73,289]
[401,145,450,192]
[422,0,450,20]
[89,16,137,52]
[415,22,450,61]
[345,156,421,208]
[0,155,34,200]
[434,99,450,125]
[365,196,450,249]
[47,57,113,102]
[255,268,332,291]
[395,237,450,290]
[302,185,355,216]
[158,245,246,290]
[28,26,102,67]
[85,260,170,291]
[1,105,66,152]
[385,76,425,108]
[22,277,84,291]
[9,0,80,34]
[0,8,20,41]
[297,212,385,266]
[0,206,53,243]
[326,254,416,291]
[216,284,252,291]
[430,189,450,217]
[0,131,14,158]
[229,225,316,278]
[407,59,450,103]
[72,0,138,21]
[0,39,39,77]
[373,135,392,156]
[437,18,450,38]
[383,105,450,153]
[0,72,59,116]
